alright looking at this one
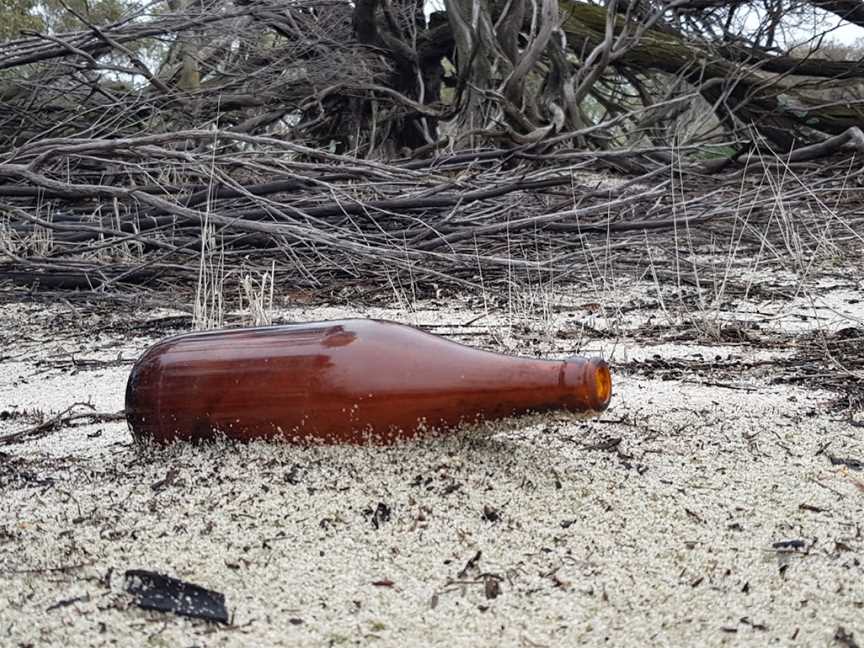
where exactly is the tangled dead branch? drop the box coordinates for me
[2,0,863,305]
[2,126,862,301]
[0,0,385,151]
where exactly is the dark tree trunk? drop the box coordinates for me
[561,0,864,151]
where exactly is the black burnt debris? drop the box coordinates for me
[124,569,229,624]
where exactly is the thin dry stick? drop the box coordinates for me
[0,403,126,447]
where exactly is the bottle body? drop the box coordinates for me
[125,319,612,445]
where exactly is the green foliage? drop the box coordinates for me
[0,0,43,41]
[41,0,129,32]
[0,0,133,42]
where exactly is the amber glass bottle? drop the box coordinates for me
[125,319,612,445]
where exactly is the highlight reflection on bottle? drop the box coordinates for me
[125,319,612,445]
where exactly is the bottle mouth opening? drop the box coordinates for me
[564,356,612,412]
[593,361,612,410]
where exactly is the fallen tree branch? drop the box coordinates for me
[0,403,126,447]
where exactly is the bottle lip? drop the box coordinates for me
[592,359,612,410]
[565,356,612,412]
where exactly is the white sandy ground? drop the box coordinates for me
[1,284,863,647]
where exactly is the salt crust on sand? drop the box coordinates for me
[1,289,862,647]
